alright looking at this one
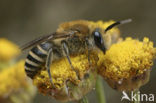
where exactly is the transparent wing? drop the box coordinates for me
[20,32,71,51]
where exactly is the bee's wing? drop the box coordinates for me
[20,32,71,51]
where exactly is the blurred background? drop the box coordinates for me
[0,0,156,103]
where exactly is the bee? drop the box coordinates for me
[21,19,131,88]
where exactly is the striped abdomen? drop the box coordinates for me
[25,42,52,78]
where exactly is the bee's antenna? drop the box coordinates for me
[104,19,132,33]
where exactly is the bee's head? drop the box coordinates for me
[92,28,106,53]
[92,19,132,53]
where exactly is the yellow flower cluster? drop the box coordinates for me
[33,52,98,101]
[0,61,36,103]
[0,61,25,96]
[98,37,156,90]
[0,61,34,96]
[0,38,36,103]
[0,38,20,62]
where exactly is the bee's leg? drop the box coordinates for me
[86,49,92,77]
[64,79,70,97]
[87,49,91,65]
[45,48,55,88]
[61,42,80,80]
[85,39,91,66]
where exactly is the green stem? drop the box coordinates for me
[96,76,106,103]
[78,96,89,103]
[133,89,140,103]
[129,89,140,103]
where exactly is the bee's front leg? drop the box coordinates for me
[85,38,92,66]
[87,49,91,66]
[61,41,80,80]
[45,48,56,88]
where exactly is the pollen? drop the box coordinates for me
[97,37,156,90]
[0,38,20,62]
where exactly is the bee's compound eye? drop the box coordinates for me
[93,31,103,44]
[92,30,106,53]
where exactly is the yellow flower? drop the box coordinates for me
[0,60,36,103]
[0,38,36,103]
[33,52,98,102]
[98,37,156,91]
[0,60,27,96]
[0,38,20,62]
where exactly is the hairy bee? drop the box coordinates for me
[21,19,131,88]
